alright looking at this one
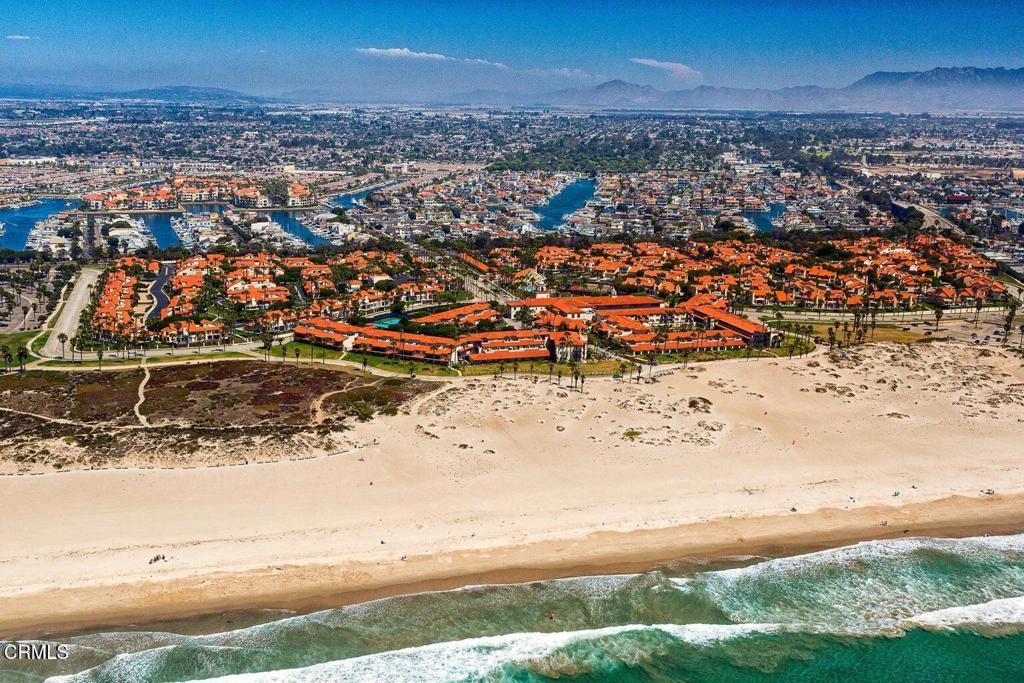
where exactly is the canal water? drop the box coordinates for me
[327,180,404,210]
[533,178,597,230]
[743,202,787,232]
[0,198,77,250]
[138,204,327,248]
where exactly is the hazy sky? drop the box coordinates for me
[3,0,1024,99]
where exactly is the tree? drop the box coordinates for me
[96,348,103,371]
[294,347,301,365]
[260,333,274,361]
[1,346,11,372]
[16,347,28,372]
[933,306,944,331]
[1004,304,1019,344]
[58,332,68,358]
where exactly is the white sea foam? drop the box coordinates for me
[188,623,774,683]
[707,533,1024,581]
[693,534,1024,629]
[906,596,1024,633]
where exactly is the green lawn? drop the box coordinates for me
[343,353,459,377]
[39,351,253,368]
[39,356,144,368]
[458,359,623,377]
[266,340,347,361]
[145,352,252,364]
[647,341,814,364]
[30,330,51,355]
[0,330,39,352]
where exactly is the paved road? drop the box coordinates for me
[146,262,175,322]
[41,267,100,357]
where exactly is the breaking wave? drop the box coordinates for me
[19,534,1024,682]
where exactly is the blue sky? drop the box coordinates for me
[3,1,1023,99]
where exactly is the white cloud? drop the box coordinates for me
[526,67,592,80]
[356,47,448,61]
[630,58,702,82]
[356,47,507,69]
[5,35,36,41]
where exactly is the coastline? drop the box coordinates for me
[4,341,1024,642]
[3,493,1022,639]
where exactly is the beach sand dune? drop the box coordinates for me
[2,342,1023,637]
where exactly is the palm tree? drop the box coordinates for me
[96,347,103,371]
[293,347,301,364]
[58,332,68,358]
[1003,303,1018,345]
[1,346,12,373]
[260,333,273,361]
[16,346,28,372]
[933,306,943,331]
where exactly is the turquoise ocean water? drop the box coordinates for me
[6,533,1024,682]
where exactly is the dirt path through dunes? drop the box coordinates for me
[133,364,151,427]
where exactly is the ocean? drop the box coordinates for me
[8,534,1024,682]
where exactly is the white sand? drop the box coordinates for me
[2,341,1023,637]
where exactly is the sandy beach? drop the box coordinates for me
[2,341,1023,638]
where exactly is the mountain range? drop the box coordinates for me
[0,84,268,103]
[444,67,1024,112]
[1,67,1022,112]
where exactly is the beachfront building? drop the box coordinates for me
[412,302,500,328]
[458,329,587,364]
[294,317,459,365]
[158,319,226,346]
[294,316,588,366]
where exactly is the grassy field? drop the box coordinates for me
[769,319,941,345]
[38,356,144,368]
[458,358,623,377]
[807,322,938,345]
[266,340,347,362]
[37,351,254,368]
[29,330,50,355]
[342,352,459,377]
[145,352,253,365]
[647,339,815,365]
[0,330,40,351]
